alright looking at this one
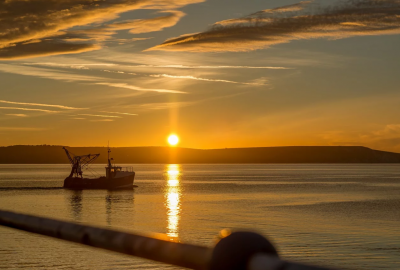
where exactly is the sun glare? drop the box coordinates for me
[168,134,179,146]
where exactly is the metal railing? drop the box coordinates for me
[122,166,134,172]
[0,209,336,270]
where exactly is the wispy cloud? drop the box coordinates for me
[25,62,289,70]
[96,82,185,94]
[58,10,186,45]
[106,37,154,44]
[263,1,313,13]
[106,10,185,34]
[111,37,153,44]
[90,119,115,122]
[23,62,137,75]
[102,70,137,75]
[0,0,204,59]
[131,38,153,41]
[0,100,84,110]
[149,0,400,52]
[128,64,289,69]
[214,1,314,27]
[78,114,121,118]
[23,63,116,70]
[0,107,59,113]
[0,64,102,82]
[133,101,196,110]
[101,111,138,116]
[0,41,100,60]
[150,74,267,85]
[5,114,28,117]
[0,63,179,95]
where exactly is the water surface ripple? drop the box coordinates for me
[0,164,399,270]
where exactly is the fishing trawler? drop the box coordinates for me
[63,147,135,189]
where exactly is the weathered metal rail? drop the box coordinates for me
[0,210,336,270]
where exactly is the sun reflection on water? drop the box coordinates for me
[165,164,181,239]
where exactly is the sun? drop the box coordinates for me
[168,134,179,146]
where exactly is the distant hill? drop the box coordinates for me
[0,145,400,164]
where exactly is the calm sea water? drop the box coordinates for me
[0,164,399,270]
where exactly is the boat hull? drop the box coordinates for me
[63,172,135,190]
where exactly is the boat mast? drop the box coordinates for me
[108,142,112,168]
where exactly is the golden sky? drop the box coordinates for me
[1,0,400,152]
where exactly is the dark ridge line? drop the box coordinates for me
[1,146,400,164]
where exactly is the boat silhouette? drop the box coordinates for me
[63,147,135,189]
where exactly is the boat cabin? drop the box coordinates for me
[106,166,122,179]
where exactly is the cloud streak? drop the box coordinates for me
[0,107,59,113]
[23,63,116,70]
[133,101,196,110]
[150,74,267,85]
[106,10,185,34]
[0,40,100,60]
[129,64,289,69]
[101,111,138,116]
[79,114,121,118]
[0,63,181,95]
[0,64,103,83]
[91,119,115,122]
[24,62,289,70]
[0,100,84,110]
[149,0,400,52]
[5,114,28,117]
[0,0,204,59]
[96,82,185,93]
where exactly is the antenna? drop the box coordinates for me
[108,141,110,161]
[107,141,112,168]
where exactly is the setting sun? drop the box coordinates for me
[168,135,179,146]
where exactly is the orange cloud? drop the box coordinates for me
[107,10,185,34]
[101,111,138,116]
[0,0,204,59]
[79,114,122,118]
[5,114,28,117]
[0,40,100,60]
[0,107,59,113]
[149,0,400,52]
[0,100,83,110]
[96,82,185,93]
[150,74,267,85]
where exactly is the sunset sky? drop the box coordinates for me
[1,0,400,151]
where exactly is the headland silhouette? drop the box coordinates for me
[1,145,400,163]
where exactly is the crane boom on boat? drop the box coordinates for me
[63,147,100,178]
